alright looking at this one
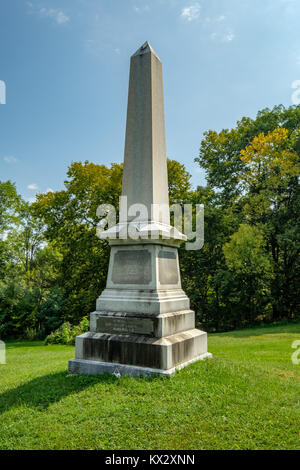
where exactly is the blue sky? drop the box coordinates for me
[1,0,300,202]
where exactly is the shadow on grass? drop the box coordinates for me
[0,371,117,414]
[0,370,161,414]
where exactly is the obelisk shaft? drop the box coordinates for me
[122,42,170,225]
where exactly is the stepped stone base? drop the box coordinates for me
[69,353,212,377]
[69,326,209,374]
[69,303,212,376]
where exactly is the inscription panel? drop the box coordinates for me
[96,317,154,335]
[112,250,152,285]
[158,250,179,285]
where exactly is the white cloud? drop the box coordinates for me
[181,8,233,42]
[211,30,236,43]
[46,188,54,193]
[224,31,235,42]
[28,183,38,190]
[181,3,201,22]
[133,5,150,13]
[3,156,18,164]
[39,8,69,25]
[56,11,69,24]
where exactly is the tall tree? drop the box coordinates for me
[194,105,300,327]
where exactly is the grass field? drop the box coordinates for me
[0,323,299,450]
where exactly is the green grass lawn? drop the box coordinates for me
[0,323,300,450]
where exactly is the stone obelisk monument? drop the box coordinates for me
[69,42,211,376]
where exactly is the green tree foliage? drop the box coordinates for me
[167,159,191,204]
[0,181,21,279]
[0,180,20,232]
[222,224,274,325]
[188,105,300,329]
[195,104,300,202]
[44,316,89,346]
[32,161,123,323]
[0,185,64,339]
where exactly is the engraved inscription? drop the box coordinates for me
[158,250,179,285]
[112,250,152,284]
[96,317,154,335]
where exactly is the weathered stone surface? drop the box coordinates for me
[69,353,212,377]
[158,250,179,285]
[91,312,155,336]
[121,42,169,226]
[112,250,152,285]
[105,244,181,290]
[157,310,195,337]
[96,288,190,315]
[73,329,207,371]
[97,244,188,314]
[90,310,195,338]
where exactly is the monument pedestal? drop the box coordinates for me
[69,240,212,377]
[69,323,210,377]
[68,42,212,377]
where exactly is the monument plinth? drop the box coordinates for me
[69,42,212,376]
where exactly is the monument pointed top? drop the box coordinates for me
[132,41,161,61]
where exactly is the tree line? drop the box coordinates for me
[0,104,299,339]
